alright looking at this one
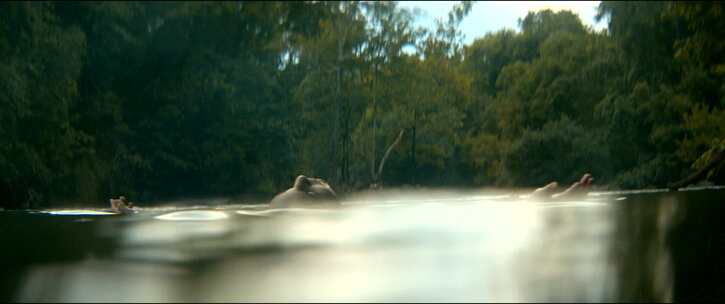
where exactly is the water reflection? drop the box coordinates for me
[42,210,118,216]
[3,188,725,302]
[611,194,678,302]
[155,210,230,221]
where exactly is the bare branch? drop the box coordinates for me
[377,129,405,178]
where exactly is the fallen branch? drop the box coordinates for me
[669,150,724,190]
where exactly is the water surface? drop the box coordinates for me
[2,187,725,302]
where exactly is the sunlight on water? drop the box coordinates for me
[43,210,118,216]
[10,188,695,302]
[155,210,230,221]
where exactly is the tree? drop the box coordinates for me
[0,2,86,208]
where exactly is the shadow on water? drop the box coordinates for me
[659,190,725,301]
[0,210,119,301]
[1,188,725,302]
[607,188,725,302]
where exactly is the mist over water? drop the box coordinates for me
[3,187,725,302]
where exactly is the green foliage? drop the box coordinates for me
[0,2,87,207]
[501,117,609,187]
[680,105,725,167]
[691,138,725,180]
[2,1,725,208]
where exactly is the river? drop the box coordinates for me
[2,187,725,302]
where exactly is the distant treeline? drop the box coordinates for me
[1,1,724,208]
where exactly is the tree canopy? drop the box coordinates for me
[1,1,724,209]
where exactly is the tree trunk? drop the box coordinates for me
[669,150,724,190]
[371,63,378,182]
[332,28,346,184]
[410,108,417,185]
[342,80,350,185]
[372,129,405,188]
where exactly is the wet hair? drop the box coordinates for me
[293,175,312,191]
[310,177,337,197]
[579,173,593,187]
[292,175,337,199]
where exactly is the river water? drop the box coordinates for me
[2,187,725,302]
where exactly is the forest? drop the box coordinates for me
[1,1,724,209]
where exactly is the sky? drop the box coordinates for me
[397,1,607,45]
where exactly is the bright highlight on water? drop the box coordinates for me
[6,187,723,302]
